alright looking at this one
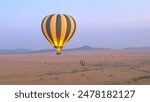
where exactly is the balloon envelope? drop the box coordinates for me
[41,14,76,54]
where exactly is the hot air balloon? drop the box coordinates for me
[41,14,76,54]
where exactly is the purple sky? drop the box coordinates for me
[0,0,150,50]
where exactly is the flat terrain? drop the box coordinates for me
[0,50,150,85]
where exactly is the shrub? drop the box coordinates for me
[80,59,86,67]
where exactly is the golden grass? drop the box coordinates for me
[0,50,150,85]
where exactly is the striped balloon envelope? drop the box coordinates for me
[41,14,76,54]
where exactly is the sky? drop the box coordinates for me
[0,0,150,50]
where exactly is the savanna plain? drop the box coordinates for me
[0,50,150,85]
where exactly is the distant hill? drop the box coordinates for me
[1,46,150,54]
[124,47,150,51]
[66,45,111,51]
[68,45,93,51]
[33,45,111,53]
[0,49,33,54]
[0,46,111,54]
[32,49,55,53]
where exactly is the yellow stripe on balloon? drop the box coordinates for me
[59,15,67,46]
[42,16,54,46]
[63,16,75,46]
[50,15,58,46]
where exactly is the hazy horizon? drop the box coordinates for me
[0,0,150,50]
